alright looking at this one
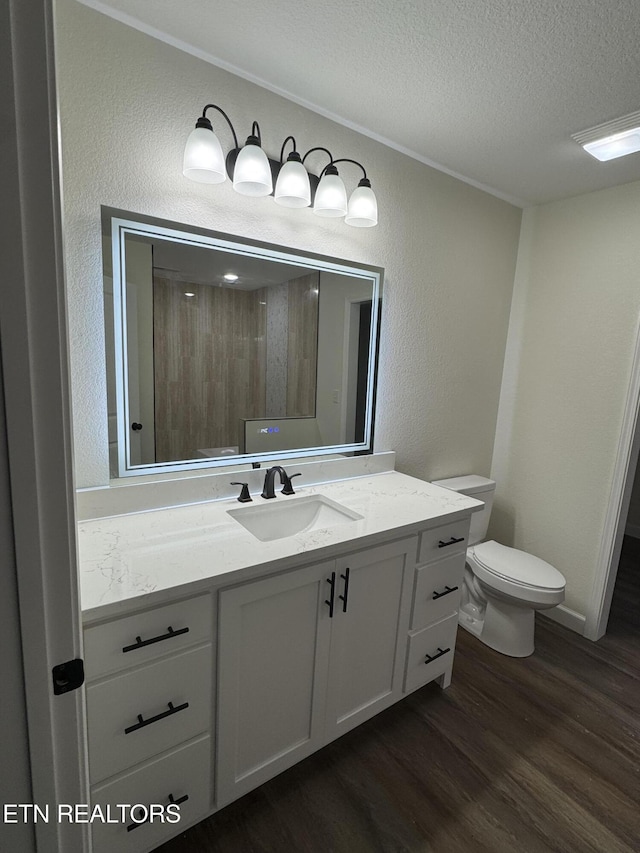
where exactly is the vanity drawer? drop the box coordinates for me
[90,735,211,853]
[86,645,212,783]
[418,519,470,565]
[411,553,465,630]
[404,614,458,694]
[84,593,212,680]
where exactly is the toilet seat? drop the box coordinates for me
[471,541,565,590]
[466,541,565,606]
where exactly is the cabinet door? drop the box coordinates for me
[216,560,333,806]
[324,538,416,741]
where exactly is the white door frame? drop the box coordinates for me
[585,312,640,640]
[1,0,89,850]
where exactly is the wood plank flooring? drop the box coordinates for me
[158,543,640,853]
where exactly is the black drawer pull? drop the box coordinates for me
[338,567,350,613]
[126,793,189,832]
[126,805,148,832]
[432,585,459,600]
[438,536,465,548]
[424,646,451,664]
[124,700,189,734]
[122,625,190,653]
[325,572,336,618]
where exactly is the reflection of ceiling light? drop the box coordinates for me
[312,288,319,294]
[223,273,239,282]
[572,111,640,161]
[184,291,196,297]
[259,301,266,305]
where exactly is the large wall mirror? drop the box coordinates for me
[103,209,383,477]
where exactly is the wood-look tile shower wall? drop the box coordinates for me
[152,273,318,463]
[287,274,319,418]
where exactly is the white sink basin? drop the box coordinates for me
[227,494,363,542]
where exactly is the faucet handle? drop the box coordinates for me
[230,482,252,503]
[281,472,302,496]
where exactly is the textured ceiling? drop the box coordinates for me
[77,0,640,206]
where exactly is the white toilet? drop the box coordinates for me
[431,475,566,657]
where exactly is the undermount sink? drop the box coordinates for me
[227,494,363,542]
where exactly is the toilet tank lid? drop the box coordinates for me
[431,475,496,495]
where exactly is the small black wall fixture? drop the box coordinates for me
[183,104,378,227]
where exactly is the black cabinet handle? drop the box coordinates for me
[126,793,189,832]
[325,572,336,618]
[432,585,459,600]
[424,647,451,664]
[126,805,148,832]
[124,700,189,734]
[122,625,190,653]
[438,536,465,548]
[131,422,143,431]
[338,567,350,613]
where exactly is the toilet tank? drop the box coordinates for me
[431,475,496,546]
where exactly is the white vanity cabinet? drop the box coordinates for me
[216,537,417,806]
[404,516,470,694]
[79,473,479,852]
[83,593,214,853]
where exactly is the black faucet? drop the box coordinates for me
[261,466,301,499]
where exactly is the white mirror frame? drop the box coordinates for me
[107,210,383,478]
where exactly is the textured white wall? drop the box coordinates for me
[55,0,521,488]
[490,180,640,617]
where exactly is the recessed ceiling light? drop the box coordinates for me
[184,291,196,297]
[572,110,640,162]
[223,273,239,282]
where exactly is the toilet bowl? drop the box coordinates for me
[431,476,566,657]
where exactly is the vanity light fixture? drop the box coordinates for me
[232,122,272,196]
[183,104,378,227]
[274,136,311,208]
[182,104,231,183]
[572,110,640,162]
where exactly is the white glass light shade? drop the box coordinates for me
[313,173,347,217]
[345,184,378,227]
[274,160,311,208]
[182,127,226,184]
[233,144,273,196]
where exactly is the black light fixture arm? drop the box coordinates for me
[280,135,300,163]
[328,158,368,181]
[302,146,335,170]
[243,120,265,147]
[199,104,239,149]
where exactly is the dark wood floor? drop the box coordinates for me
[158,542,640,853]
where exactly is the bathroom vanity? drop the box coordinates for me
[78,471,481,853]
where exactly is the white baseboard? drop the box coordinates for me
[625,522,640,539]
[542,604,586,635]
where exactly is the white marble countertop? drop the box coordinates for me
[78,471,482,621]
